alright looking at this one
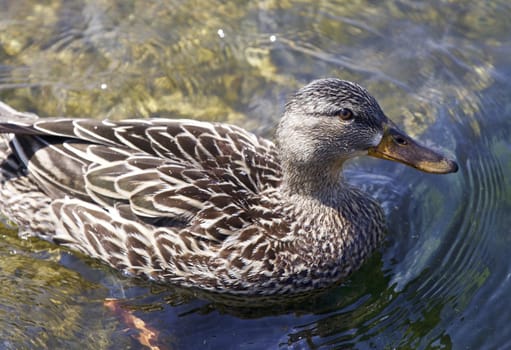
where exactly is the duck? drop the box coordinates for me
[0,79,458,296]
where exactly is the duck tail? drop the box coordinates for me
[0,101,39,133]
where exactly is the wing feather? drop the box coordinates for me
[1,116,283,243]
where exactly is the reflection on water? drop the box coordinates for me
[1,0,511,349]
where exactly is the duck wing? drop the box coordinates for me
[0,114,282,228]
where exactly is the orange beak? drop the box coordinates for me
[368,122,458,174]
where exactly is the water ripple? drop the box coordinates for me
[1,1,510,349]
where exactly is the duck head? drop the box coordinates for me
[277,79,458,193]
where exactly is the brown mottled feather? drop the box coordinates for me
[0,80,396,295]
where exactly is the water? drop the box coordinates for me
[0,0,510,349]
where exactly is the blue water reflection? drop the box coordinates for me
[0,0,510,349]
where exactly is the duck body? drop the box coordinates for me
[0,79,456,295]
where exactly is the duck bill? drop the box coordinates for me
[368,123,458,174]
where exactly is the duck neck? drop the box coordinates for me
[280,160,348,204]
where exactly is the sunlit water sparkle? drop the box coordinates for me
[0,1,510,349]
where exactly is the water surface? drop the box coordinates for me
[0,1,510,349]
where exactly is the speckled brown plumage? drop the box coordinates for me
[0,79,456,295]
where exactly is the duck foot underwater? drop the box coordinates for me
[0,79,458,296]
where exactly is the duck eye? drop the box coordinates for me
[338,108,354,121]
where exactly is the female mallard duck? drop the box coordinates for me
[0,79,457,295]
